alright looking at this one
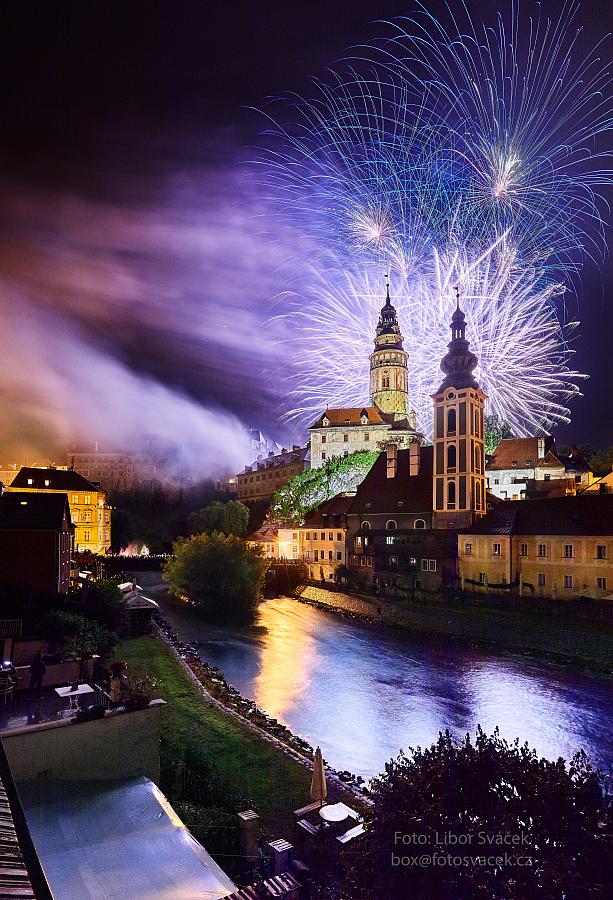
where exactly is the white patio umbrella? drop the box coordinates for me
[310,746,327,806]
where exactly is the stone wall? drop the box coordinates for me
[295,586,613,671]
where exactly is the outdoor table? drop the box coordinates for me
[319,802,351,824]
[55,683,94,712]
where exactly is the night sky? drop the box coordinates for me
[1,0,612,473]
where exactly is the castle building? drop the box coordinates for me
[432,289,487,529]
[309,283,418,469]
[237,445,309,503]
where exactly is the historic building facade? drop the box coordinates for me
[486,438,593,500]
[458,494,612,600]
[309,284,418,469]
[237,446,309,502]
[9,467,111,554]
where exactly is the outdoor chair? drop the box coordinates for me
[0,675,15,704]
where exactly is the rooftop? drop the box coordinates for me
[462,493,613,536]
[303,494,354,528]
[10,467,103,493]
[487,437,555,470]
[0,491,72,530]
[348,446,434,515]
[309,406,387,428]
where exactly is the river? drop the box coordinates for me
[155,592,612,781]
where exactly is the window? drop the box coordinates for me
[493,543,501,556]
[386,520,397,531]
[544,473,551,481]
[520,543,528,556]
[336,533,342,541]
[314,550,319,561]
[343,450,349,457]
[73,511,79,522]
[321,452,326,460]
[563,544,573,558]
[494,478,500,485]
[72,495,79,504]
[389,556,398,568]
[328,532,333,541]
[597,545,606,559]
[27,478,33,485]
[525,459,532,466]
[414,519,426,529]
[321,435,326,444]
[447,408,456,434]
[84,511,92,523]
[479,572,487,584]
[364,433,369,441]
[84,530,91,542]
[336,551,342,561]
[306,550,311,560]
[84,495,91,504]
[447,445,457,470]
[306,532,311,541]
[421,559,429,571]
[104,531,109,541]
[320,532,325,541]
[292,533,298,540]
[361,521,370,531]
[465,542,472,555]
[343,434,349,442]
[428,560,436,572]
[447,481,456,506]
[538,544,547,557]
[328,551,333,560]
[564,575,573,589]
[44,479,50,486]
[537,573,546,587]
[596,577,607,590]
[382,371,390,389]
[511,460,517,467]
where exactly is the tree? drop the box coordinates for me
[163,532,269,619]
[485,415,513,455]
[347,728,610,900]
[82,579,125,630]
[188,500,249,536]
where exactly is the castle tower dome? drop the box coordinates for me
[369,279,416,427]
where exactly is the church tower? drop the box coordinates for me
[432,288,486,529]
[369,281,416,428]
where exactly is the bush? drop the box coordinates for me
[163,532,269,619]
[82,579,125,630]
[188,500,250,537]
[348,728,611,899]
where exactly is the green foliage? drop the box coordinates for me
[268,450,379,525]
[347,727,611,900]
[163,532,269,619]
[37,609,118,657]
[38,609,86,640]
[188,500,249,536]
[485,414,513,455]
[82,579,125,630]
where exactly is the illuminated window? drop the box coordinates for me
[44,479,50,486]
[464,542,472,555]
[84,530,91,542]
[493,543,501,556]
[84,495,91,504]
[27,478,33,485]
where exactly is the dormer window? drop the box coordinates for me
[361,416,368,425]
[511,460,517,467]
[27,478,33,485]
[44,479,50,486]
[322,417,330,427]
[344,419,350,426]
[525,459,532,466]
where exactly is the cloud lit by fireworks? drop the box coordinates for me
[258,0,613,435]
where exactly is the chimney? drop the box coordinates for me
[537,437,545,459]
[238,810,260,864]
[409,439,420,477]
[386,444,398,479]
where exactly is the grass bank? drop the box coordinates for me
[119,635,311,836]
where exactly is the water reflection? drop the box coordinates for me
[158,595,613,780]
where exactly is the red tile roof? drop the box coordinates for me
[309,407,387,428]
[487,437,555,470]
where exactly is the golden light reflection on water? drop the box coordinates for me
[252,600,319,720]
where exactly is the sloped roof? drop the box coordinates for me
[487,437,555,470]
[242,446,309,474]
[463,494,613,536]
[347,446,434,515]
[246,524,278,542]
[11,467,102,493]
[303,494,354,528]
[0,491,72,530]
[309,407,387,429]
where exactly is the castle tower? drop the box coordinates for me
[369,281,415,428]
[432,288,486,529]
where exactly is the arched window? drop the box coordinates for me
[382,371,390,389]
[361,521,371,531]
[447,445,457,469]
[386,519,397,531]
[448,481,456,505]
[414,519,426,529]
[447,408,456,434]
[476,481,481,508]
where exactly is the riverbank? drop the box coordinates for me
[295,585,613,673]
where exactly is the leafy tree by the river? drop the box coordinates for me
[345,728,611,900]
[485,414,513,455]
[163,532,269,619]
[188,500,249,536]
[268,451,378,525]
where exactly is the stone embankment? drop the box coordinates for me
[153,614,370,804]
[295,586,613,673]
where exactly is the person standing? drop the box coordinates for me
[29,651,46,697]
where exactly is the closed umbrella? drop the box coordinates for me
[310,746,327,806]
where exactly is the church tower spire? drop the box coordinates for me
[432,288,486,528]
[369,278,416,428]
